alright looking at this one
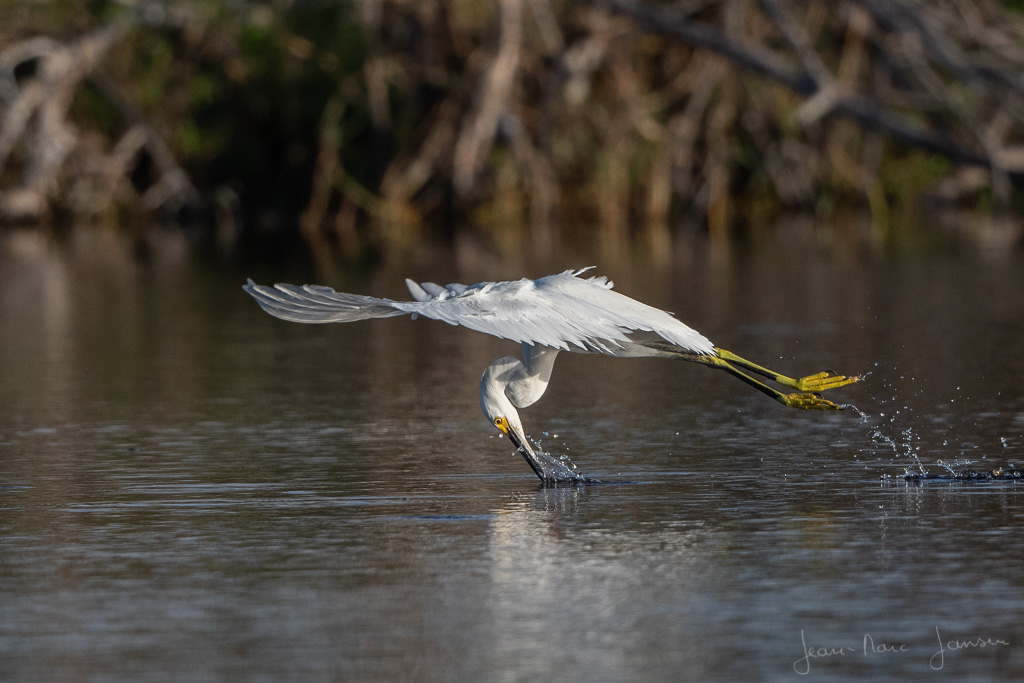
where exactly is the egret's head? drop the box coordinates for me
[480,357,534,457]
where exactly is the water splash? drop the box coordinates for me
[867,422,927,475]
[843,403,869,419]
[860,363,928,474]
[526,433,588,482]
[863,364,1024,478]
[495,431,588,482]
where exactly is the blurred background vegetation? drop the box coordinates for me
[1,0,1022,265]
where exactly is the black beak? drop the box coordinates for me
[506,427,526,453]
[505,426,546,481]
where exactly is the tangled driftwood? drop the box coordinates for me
[353,0,1024,249]
[595,0,1024,196]
[2,0,1023,242]
[0,18,198,221]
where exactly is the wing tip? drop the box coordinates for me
[405,278,430,302]
[565,266,613,290]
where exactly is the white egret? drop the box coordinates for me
[244,268,858,483]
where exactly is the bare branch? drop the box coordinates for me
[0,18,199,219]
[591,0,1005,175]
[453,0,524,195]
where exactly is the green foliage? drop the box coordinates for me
[70,81,121,139]
[881,152,952,204]
[121,2,370,234]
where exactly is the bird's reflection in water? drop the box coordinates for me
[481,484,715,677]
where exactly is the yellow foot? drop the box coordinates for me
[792,371,860,393]
[777,392,847,410]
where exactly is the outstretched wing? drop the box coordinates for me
[243,268,714,355]
[243,280,407,323]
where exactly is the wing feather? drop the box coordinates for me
[243,280,407,323]
[243,269,714,355]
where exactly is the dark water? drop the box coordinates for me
[2,229,1023,681]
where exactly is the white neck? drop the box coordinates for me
[505,344,559,408]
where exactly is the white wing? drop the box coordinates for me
[243,268,714,355]
[243,280,408,323]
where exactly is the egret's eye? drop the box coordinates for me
[493,417,504,427]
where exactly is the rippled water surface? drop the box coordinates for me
[2,231,1024,681]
